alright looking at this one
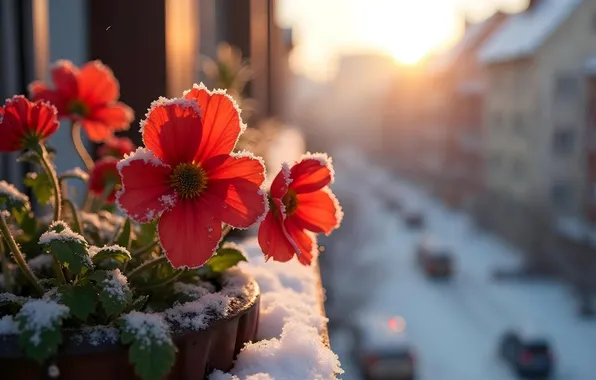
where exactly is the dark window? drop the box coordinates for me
[552,129,575,155]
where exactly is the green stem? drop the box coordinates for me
[92,181,115,213]
[37,145,62,222]
[62,198,83,234]
[222,224,232,238]
[131,240,158,257]
[0,240,12,293]
[137,270,183,290]
[71,122,94,171]
[0,213,44,295]
[127,255,168,280]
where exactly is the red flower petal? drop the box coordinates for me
[285,218,315,266]
[80,120,114,143]
[141,98,203,166]
[183,84,244,162]
[116,148,177,223]
[88,158,120,203]
[258,207,296,263]
[270,163,292,199]
[293,188,342,234]
[88,102,133,130]
[50,60,78,101]
[289,154,334,194]
[0,101,25,152]
[158,198,222,268]
[28,81,68,116]
[29,100,59,141]
[201,152,267,228]
[77,60,119,106]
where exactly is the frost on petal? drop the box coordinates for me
[140,98,203,166]
[183,83,247,162]
[269,162,292,199]
[289,153,334,194]
[116,148,176,223]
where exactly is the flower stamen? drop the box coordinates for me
[282,189,298,216]
[170,163,208,199]
[67,100,89,117]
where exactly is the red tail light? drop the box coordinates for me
[518,351,534,365]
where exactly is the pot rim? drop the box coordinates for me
[0,270,260,358]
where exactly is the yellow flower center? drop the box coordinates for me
[67,100,89,117]
[170,163,208,199]
[282,189,298,216]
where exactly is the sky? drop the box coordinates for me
[276,0,529,81]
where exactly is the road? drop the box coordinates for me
[328,151,596,380]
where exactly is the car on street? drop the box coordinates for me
[499,329,555,379]
[352,315,416,380]
[416,236,455,279]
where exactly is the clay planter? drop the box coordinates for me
[0,272,260,380]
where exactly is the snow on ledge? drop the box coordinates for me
[210,238,343,380]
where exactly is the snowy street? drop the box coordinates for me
[328,150,596,380]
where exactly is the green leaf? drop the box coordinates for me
[40,221,92,275]
[16,299,69,363]
[23,172,53,206]
[136,220,158,247]
[0,181,31,214]
[12,209,37,236]
[119,312,176,380]
[58,282,97,321]
[92,245,131,270]
[113,219,132,250]
[205,244,247,273]
[90,270,133,317]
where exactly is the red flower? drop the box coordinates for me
[116,84,267,268]
[88,158,121,203]
[29,60,134,142]
[0,95,59,152]
[98,136,135,158]
[258,154,343,266]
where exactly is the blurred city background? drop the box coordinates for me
[2,0,596,379]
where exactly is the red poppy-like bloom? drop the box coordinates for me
[258,154,343,266]
[29,60,134,142]
[88,158,121,203]
[0,95,59,152]
[98,136,135,158]
[116,84,267,268]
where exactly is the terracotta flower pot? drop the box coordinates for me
[0,273,260,380]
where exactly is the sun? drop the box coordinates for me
[357,0,455,64]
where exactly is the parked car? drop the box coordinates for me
[499,330,554,379]
[403,208,424,229]
[352,315,416,380]
[416,237,454,279]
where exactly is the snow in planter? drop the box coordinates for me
[119,311,176,380]
[15,299,69,362]
[91,269,133,317]
[164,292,231,331]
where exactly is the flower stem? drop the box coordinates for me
[37,145,62,222]
[131,240,158,257]
[92,181,115,212]
[127,255,168,280]
[0,240,12,293]
[0,213,44,296]
[62,198,83,234]
[71,122,94,171]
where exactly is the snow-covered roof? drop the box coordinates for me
[479,0,582,64]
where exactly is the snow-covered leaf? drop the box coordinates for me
[58,282,97,321]
[119,312,176,380]
[205,245,247,273]
[24,172,53,206]
[39,221,92,275]
[58,167,89,182]
[0,180,30,213]
[16,299,69,363]
[92,245,131,270]
[90,270,132,317]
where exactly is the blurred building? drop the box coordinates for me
[426,12,507,208]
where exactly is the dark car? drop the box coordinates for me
[416,238,454,279]
[499,330,554,379]
[352,316,416,380]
